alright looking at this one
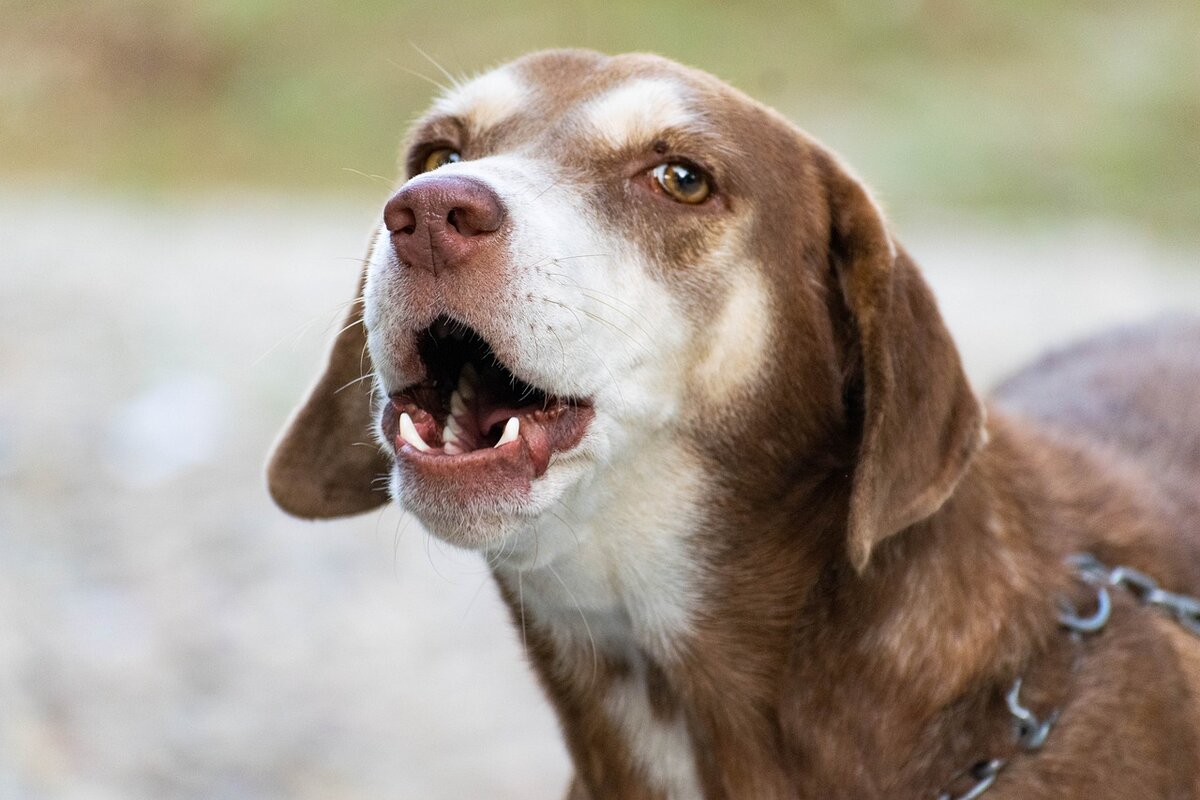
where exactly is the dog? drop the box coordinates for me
[267,50,1200,798]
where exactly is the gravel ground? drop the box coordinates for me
[2,186,1198,799]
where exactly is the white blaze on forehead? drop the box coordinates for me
[584,78,695,149]
[695,268,772,400]
[431,66,527,132]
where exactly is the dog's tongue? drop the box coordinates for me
[479,404,534,438]
[473,365,539,436]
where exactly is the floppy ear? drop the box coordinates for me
[822,155,986,572]
[267,263,391,519]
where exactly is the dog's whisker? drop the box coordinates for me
[530,178,564,202]
[517,567,529,658]
[544,559,599,691]
[532,296,629,415]
[251,293,368,367]
[341,167,395,187]
[395,515,414,576]
[546,505,583,551]
[406,41,461,90]
[547,326,570,381]
[358,337,371,378]
[387,56,453,94]
[333,371,378,395]
[548,253,613,262]
[335,316,366,337]
[537,294,654,360]
[576,291,663,350]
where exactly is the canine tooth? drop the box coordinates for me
[457,364,477,400]
[450,390,467,417]
[494,416,520,448]
[446,415,464,436]
[398,412,431,452]
[444,441,464,455]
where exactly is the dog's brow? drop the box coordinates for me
[583,78,698,150]
[432,67,527,133]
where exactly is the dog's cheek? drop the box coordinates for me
[688,265,773,409]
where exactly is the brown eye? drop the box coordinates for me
[652,162,711,204]
[421,147,461,173]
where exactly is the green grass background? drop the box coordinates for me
[2,0,1197,233]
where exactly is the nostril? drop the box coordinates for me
[446,207,486,238]
[384,200,417,236]
[447,200,504,239]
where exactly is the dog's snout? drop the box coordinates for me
[384,175,506,273]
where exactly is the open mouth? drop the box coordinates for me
[381,316,593,492]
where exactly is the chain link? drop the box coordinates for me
[935,553,1200,799]
[1068,553,1200,633]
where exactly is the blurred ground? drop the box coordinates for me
[2,186,1198,799]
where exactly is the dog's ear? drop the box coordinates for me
[267,263,390,519]
[821,154,985,572]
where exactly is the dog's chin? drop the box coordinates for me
[390,455,589,552]
[400,498,527,551]
[374,314,604,551]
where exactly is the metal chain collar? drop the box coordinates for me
[936,553,1200,800]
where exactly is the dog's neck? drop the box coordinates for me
[490,415,1073,798]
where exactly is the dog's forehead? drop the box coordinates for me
[423,51,733,151]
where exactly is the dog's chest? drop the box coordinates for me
[501,462,708,797]
[518,549,706,799]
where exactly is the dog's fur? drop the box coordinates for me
[268,50,1200,798]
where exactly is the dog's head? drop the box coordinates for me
[268,50,984,571]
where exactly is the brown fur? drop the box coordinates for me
[268,50,1200,798]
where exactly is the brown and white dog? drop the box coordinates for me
[267,50,1200,799]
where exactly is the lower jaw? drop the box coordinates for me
[384,404,594,526]
[393,440,541,508]
[391,459,562,553]
[384,400,592,480]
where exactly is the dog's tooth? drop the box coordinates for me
[444,441,464,455]
[398,412,431,452]
[450,390,467,417]
[494,416,520,448]
[458,364,477,400]
[447,415,464,436]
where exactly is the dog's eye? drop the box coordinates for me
[652,162,711,205]
[421,148,462,173]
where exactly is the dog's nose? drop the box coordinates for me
[384,175,506,273]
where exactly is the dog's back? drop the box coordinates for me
[996,317,1200,522]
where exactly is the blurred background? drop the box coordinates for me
[1,1,1197,798]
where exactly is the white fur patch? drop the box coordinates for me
[432,67,527,132]
[583,78,694,149]
[497,442,706,795]
[498,440,705,661]
[694,267,771,401]
[604,662,703,798]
